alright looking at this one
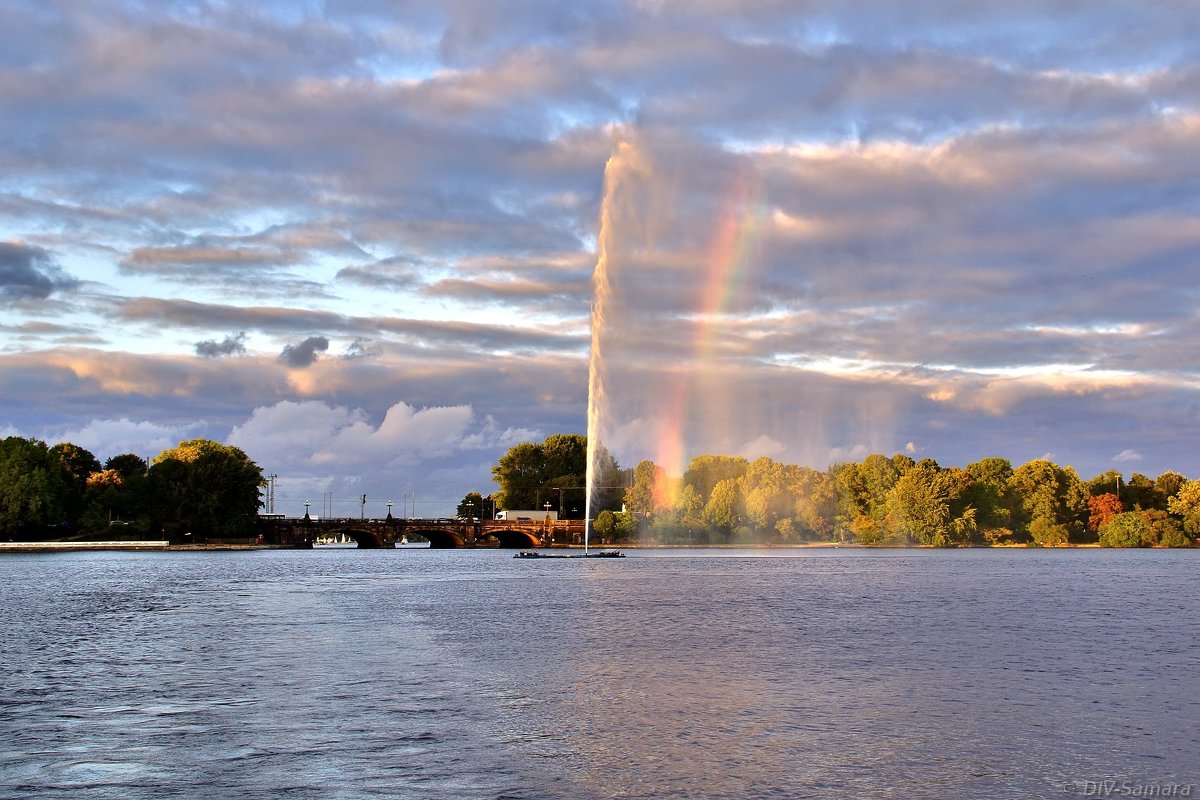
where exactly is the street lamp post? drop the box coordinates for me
[360,494,366,520]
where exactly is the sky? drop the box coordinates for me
[3,1,1200,517]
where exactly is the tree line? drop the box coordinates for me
[481,436,1199,547]
[0,436,263,542]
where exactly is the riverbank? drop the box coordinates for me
[0,541,310,553]
[0,541,170,552]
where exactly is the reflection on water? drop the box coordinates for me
[1,549,1197,799]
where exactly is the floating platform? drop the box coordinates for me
[514,550,625,559]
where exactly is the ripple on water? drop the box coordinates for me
[0,548,1197,799]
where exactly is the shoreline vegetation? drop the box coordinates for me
[1,540,1180,553]
[3,432,1199,550]
[480,435,1199,549]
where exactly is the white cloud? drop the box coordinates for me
[736,434,786,460]
[42,417,198,461]
[1113,448,1143,462]
[228,399,538,472]
[318,402,476,466]
[4,0,1200,492]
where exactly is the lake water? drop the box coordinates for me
[1,547,1197,799]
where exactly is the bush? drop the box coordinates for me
[1157,525,1192,548]
[1029,517,1070,547]
[1098,512,1150,548]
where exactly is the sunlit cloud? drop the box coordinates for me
[3,0,1200,512]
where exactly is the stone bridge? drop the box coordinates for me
[256,516,589,549]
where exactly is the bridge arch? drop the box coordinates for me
[404,527,465,549]
[487,528,541,549]
[336,528,389,548]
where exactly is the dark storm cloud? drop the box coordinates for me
[194,331,247,358]
[0,242,78,301]
[278,336,330,368]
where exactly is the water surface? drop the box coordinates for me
[2,548,1197,799]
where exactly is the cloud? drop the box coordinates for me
[122,244,298,273]
[1113,449,1143,463]
[736,434,786,460]
[0,242,78,301]
[41,417,199,461]
[195,332,247,358]
[342,337,381,360]
[5,0,1200,510]
[227,399,541,472]
[278,336,329,368]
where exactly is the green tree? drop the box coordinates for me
[50,442,100,488]
[101,454,150,528]
[790,467,838,541]
[0,437,72,538]
[456,492,484,519]
[625,459,667,515]
[830,461,869,537]
[682,455,748,505]
[860,454,902,519]
[1140,509,1186,547]
[704,478,742,532]
[1153,471,1187,510]
[1085,470,1124,498]
[963,457,1015,534]
[1121,473,1156,510]
[105,453,148,478]
[49,442,101,524]
[149,439,263,540]
[1098,512,1151,548]
[675,483,705,530]
[593,509,616,540]
[587,443,625,516]
[1167,479,1200,535]
[739,457,794,533]
[594,509,637,542]
[491,435,620,516]
[1009,459,1088,542]
[541,434,588,484]
[82,468,124,532]
[1029,517,1070,546]
[885,461,976,547]
[491,441,545,510]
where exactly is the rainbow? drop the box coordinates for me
[651,162,764,508]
